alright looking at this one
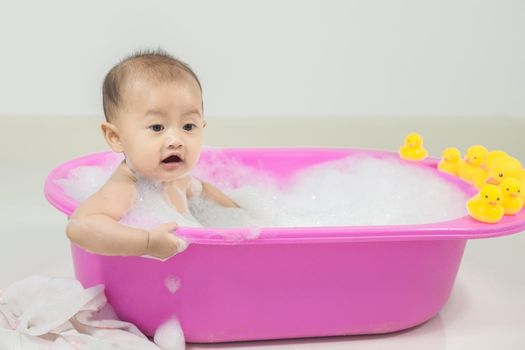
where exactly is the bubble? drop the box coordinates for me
[154,317,185,350]
[164,276,181,294]
[61,153,470,231]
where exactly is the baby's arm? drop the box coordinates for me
[66,165,184,258]
[193,178,239,208]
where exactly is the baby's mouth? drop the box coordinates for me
[162,155,183,164]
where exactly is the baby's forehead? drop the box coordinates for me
[122,69,201,98]
[103,52,203,122]
[117,73,203,117]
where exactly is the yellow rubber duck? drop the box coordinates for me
[472,150,509,189]
[467,185,505,223]
[484,150,509,171]
[438,147,461,176]
[485,156,522,186]
[500,178,523,215]
[458,145,488,182]
[399,132,428,161]
[472,172,489,189]
[485,156,525,202]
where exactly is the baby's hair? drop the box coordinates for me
[102,49,202,122]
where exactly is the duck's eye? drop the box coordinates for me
[497,197,500,201]
[485,195,488,198]
[506,188,510,191]
[149,124,164,132]
[499,173,503,178]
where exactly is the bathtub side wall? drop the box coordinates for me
[72,239,466,342]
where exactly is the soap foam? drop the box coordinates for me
[153,318,185,350]
[59,153,470,229]
[57,164,115,203]
[120,177,202,229]
[164,276,181,294]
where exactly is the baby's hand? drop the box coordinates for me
[147,222,187,259]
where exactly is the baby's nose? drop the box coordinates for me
[165,130,183,148]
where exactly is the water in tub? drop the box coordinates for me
[58,153,469,232]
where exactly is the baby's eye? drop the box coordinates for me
[149,124,164,132]
[183,123,196,131]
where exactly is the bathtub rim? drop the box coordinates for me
[44,147,525,244]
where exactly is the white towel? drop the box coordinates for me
[0,276,183,350]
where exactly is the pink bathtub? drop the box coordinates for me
[44,148,525,342]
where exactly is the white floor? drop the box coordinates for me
[1,116,524,349]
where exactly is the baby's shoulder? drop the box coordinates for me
[73,162,137,218]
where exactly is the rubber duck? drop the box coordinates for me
[458,145,488,182]
[472,171,489,189]
[484,150,509,171]
[467,185,505,223]
[500,178,523,215]
[399,132,428,161]
[438,147,461,176]
[485,156,525,202]
[472,150,509,189]
[486,156,522,186]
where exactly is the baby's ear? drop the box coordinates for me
[101,122,124,153]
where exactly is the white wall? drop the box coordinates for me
[0,0,523,118]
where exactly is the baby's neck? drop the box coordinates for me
[122,161,193,194]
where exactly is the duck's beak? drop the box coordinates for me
[464,157,471,165]
[510,193,518,199]
[488,200,498,206]
[486,177,500,185]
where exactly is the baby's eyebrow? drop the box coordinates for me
[144,108,202,120]
[182,109,202,118]
[144,109,167,117]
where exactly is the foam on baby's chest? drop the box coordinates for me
[120,178,202,229]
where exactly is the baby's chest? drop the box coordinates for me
[164,186,190,214]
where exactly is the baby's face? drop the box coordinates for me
[111,76,205,182]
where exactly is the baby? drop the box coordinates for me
[67,50,238,259]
